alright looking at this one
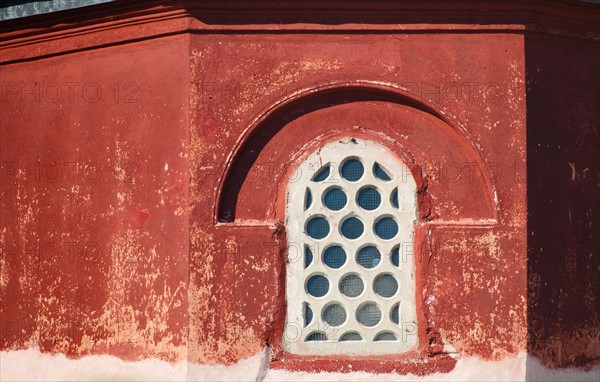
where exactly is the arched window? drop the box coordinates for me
[284,138,419,355]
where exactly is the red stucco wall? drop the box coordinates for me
[0,0,598,375]
[187,32,527,372]
[525,32,600,369]
[1,34,191,361]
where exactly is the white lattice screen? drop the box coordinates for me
[284,138,419,355]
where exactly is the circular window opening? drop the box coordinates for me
[356,302,382,327]
[357,186,382,211]
[373,273,399,298]
[356,245,381,269]
[323,187,347,211]
[306,216,330,240]
[323,245,347,269]
[340,216,364,240]
[306,274,329,298]
[322,303,347,327]
[374,216,399,240]
[339,273,365,298]
[340,158,364,182]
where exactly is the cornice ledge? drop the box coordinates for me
[0,0,598,64]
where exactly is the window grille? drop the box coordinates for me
[284,138,418,355]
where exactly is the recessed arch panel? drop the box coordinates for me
[216,82,497,224]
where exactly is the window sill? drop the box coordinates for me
[270,352,456,374]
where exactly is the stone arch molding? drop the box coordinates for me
[216,81,498,224]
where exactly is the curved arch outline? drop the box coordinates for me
[214,80,499,224]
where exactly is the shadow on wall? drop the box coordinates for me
[0,0,537,25]
[525,32,600,372]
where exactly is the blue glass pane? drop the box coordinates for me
[312,165,330,182]
[304,303,313,326]
[356,246,381,269]
[357,187,381,210]
[374,163,392,181]
[323,188,347,211]
[374,274,398,298]
[305,189,312,210]
[391,246,399,267]
[306,217,329,239]
[322,304,346,326]
[340,159,364,182]
[374,332,397,341]
[391,303,399,324]
[306,275,329,297]
[305,331,327,342]
[339,332,362,341]
[391,189,399,208]
[304,245,313,269]
[375,217,398,240]
[323,245,346,269]
[356,303,381,327]
[341,217,364,239]
[339,274,364,297]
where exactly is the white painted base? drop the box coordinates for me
[1,348,598,382]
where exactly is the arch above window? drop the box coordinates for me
[283,138,418,355]
[216,83,498,224]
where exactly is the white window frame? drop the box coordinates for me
[283,138,419,355]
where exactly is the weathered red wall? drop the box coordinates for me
[1,34,190,361]
[526,33,600,368]
[0,0,598,375]
[187,33,528,370]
